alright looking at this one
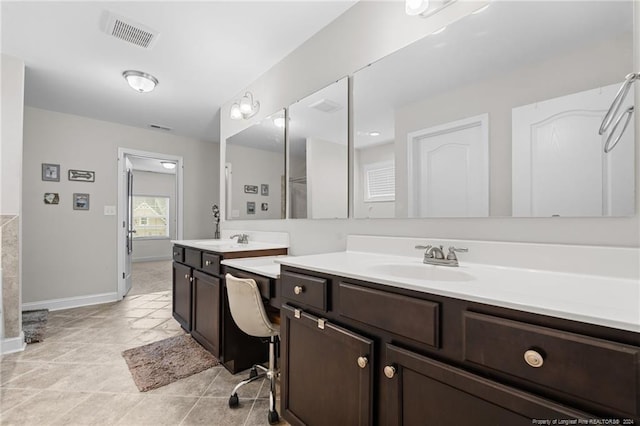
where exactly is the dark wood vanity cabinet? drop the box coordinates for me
[190,270,221,357]
[172,243,287,373]
[385,344,590,425]
[172,261,192,331]
[280,265,640,426]
[281,304,374,426]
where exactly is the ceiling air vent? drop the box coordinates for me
[308,98,342,113]
[102,11,159,49]
[149,124,172,131]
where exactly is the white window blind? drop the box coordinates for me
[364,161,395,202]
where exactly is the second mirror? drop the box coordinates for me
[288,77,348,219]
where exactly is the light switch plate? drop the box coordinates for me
[104,205,116,215]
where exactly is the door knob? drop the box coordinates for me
[384,365,396,378]
[357,356,368,369]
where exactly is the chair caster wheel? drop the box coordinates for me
[268,410,279,424]
[229,393,239,408]
[249,367,258,379]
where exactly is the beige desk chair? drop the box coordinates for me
[225,273,280,425]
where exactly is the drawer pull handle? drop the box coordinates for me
[524,349,544,368]
[357,356,368,369]
[205,260,212,266]
[384,365,396,379]
[294,285,304,295]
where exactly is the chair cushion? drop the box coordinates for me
[225,274,279,338]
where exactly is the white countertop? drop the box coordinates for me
[277,251,640,333]
[221,256,289,279]
[172,239,288,253]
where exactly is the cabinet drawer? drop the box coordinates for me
[463,312,640,416]
[224,268,272,300]
[339,283,440,348]
[386,343,592,425]
[172,246,184,263]
[201,253,220,275]
[184,248,201,269]
[281,271,327,312]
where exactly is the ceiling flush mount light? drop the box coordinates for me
[230,91,260,120]
[406,0,456,18]
[161,161,176,170]
[123,70,158,93]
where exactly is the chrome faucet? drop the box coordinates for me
[415,244,468,267]
[230,233,249,244]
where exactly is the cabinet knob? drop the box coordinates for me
[383,365,396,379]
[184,274,189,280]
[524,349,544,368]
[205,260,211,266]
[294,285,304,295]
[357,356,368,369]
[173,252,179,256]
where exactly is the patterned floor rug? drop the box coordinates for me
[122,334,219,392]
[22,309,48,343]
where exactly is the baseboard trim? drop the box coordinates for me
[22,292,121,312]
[1,332,26,355]
[132,256,171,263]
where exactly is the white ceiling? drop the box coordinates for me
[1,1,356,143]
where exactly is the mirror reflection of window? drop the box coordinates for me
[352,0,634,218]
[288,77,348,219]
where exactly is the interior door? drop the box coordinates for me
[512,83,635,217]
[408,114,489,217]
[123,156,134,296]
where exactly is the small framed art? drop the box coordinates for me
[68,169,95,182]
[44,193,60,204]
[244,185,258,194]
[247,201,256,214]
[73,193,90,210]
[42,163,60,182]
[261,184,269,196]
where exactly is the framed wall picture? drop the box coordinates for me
[68,169,95,182]
[261,202,269,211]
[261,184,269,196]
[42,163,60,182]
[244,185,258,194]
[247,201,256,214]
[44,193,60,204]
[73,193,90,210]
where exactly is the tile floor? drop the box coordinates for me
[1,290,287,425]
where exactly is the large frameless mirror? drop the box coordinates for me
[225,110,286,220]
[288,77,348,219]
[352,0,634,218]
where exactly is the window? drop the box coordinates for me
[363,161,395,202]
[132,196,169,238]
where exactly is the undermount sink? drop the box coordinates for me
[370,263,475,282]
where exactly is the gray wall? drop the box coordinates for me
[220,1,640,254]
[131,170,176,262]
[22,107,219,304]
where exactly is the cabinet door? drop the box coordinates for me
[384,343,591,426]
[191,271,221,357]
[281,304,374,426]
[172,262,192,331]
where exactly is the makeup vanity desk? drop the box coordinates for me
[171,240,287,374]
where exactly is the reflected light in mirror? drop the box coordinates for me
[406,0,430,16]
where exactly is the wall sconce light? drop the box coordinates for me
[405,0,456,17]
[230,91,260,120]
[123,70,159,93]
